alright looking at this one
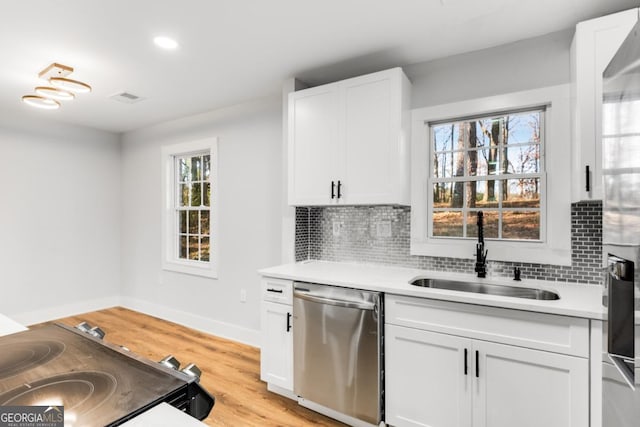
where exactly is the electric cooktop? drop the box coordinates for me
[0,323,214,426]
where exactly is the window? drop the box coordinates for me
[162,138,218,278]
[410,86,571,265]
[430,109,544,241]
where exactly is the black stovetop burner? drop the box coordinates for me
[0,340,65,380]
[0,324,214,426]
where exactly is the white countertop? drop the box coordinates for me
[0,313,27,337]
[119,403,206,426]
[259,260,607,320]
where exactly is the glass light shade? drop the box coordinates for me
[49,77,92,93]
[22,95,61,110]
[35,86,75,101]
[153,36,179,50]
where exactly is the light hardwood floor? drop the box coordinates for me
[49,307,345,427]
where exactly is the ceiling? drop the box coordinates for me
[1,0,638,133]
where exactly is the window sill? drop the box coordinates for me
[162,260,218,279]
[410,238,571,266]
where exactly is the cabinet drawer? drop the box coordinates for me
[262,278,293,305]
[386,294,589,357]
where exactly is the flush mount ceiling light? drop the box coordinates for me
[153,36,179,50]
[34,86,75,101]
[49,77,92,93]
[22,62,92,110]
[21,95,61,110]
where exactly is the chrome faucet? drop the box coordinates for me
[475,211,488,278]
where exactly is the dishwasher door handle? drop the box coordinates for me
[294,291,376,311]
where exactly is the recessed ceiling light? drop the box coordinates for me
[49,77,92,93]
[35,86,75,101]
[22,95,61,110]
[154,36,179,50]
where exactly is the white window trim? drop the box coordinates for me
[410,85,572,266]
[161,138,218,278]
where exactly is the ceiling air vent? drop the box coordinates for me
[109,91,145,104]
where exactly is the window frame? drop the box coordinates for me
[162,138,218,278]
[410,85,571,266]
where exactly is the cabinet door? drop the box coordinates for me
[260,301,293,391]
[342,70,407,204]
[385,324,472,427]
[288,83,341,205]
[571,8,638,201]
[473,340,589,427]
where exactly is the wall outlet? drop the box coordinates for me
[376,221,392,238]
[332,221,344,236]
[240,289,247,303]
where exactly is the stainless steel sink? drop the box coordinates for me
[410,278,560,300]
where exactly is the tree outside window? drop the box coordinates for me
[430,109,543,241]
[175,153,211,262]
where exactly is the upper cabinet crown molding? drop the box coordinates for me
[570,8,639,202]
[287,67,412,206]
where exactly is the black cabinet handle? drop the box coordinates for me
[585,165,590,192]
[475,350,479,378]
[266,288,283,293]
[337,180,342,198]
[331,181,336,199]
[464,348,468,375]
[286,312,292,332]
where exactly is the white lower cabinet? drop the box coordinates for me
[473,340,588,427]
[385,296,590,427]
[260,279,293,391]
[385,325,472,427]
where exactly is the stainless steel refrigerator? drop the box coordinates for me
[601,17,640,427]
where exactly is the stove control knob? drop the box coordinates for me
[181,363,202,380]
[88,326,105,340]
[75,321,92,333]
[159,355,181,370]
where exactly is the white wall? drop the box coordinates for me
[0,113,121,324]
[406,29,572,108]
[120,96,282,346]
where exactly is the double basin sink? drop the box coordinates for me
[410,278,560,301]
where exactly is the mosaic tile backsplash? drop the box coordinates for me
[295,201,603,285]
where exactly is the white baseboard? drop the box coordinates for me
[11,296,121,326]
[121,296,261,348]
[7,295,260,349]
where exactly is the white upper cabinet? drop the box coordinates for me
[288,68,411,206]
[570,8,638,201]
[288,83,341,205]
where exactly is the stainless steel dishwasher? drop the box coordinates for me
[293,281,382,425]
